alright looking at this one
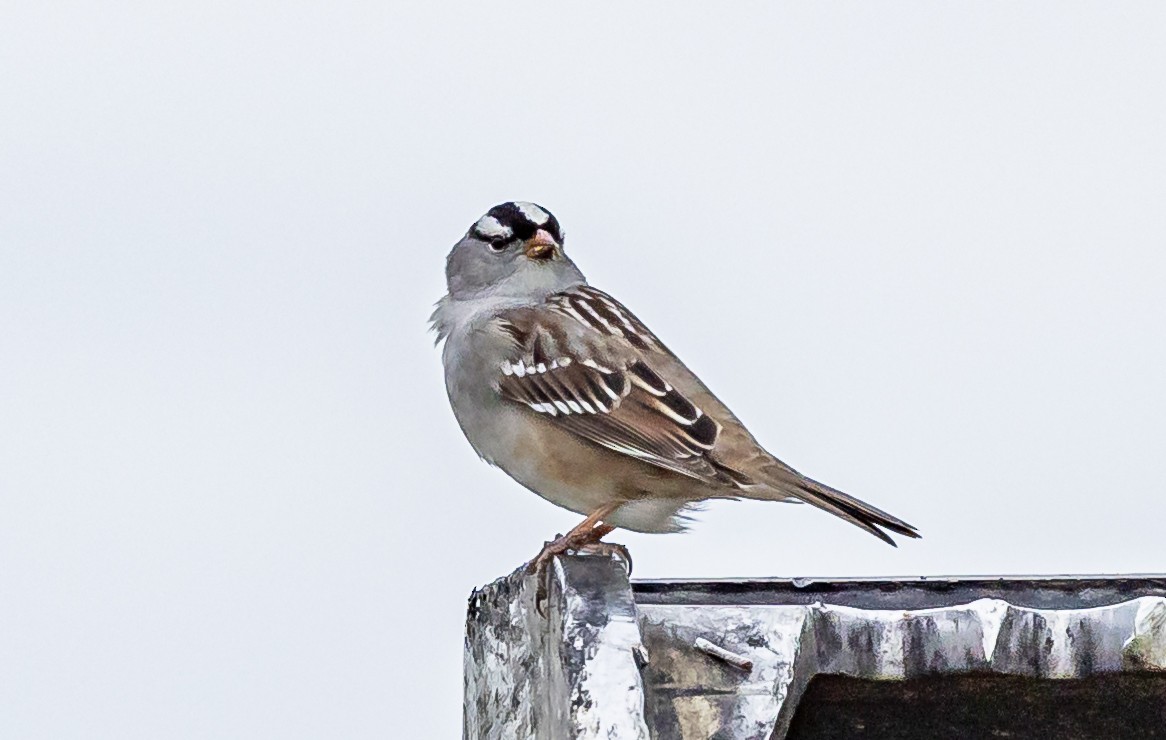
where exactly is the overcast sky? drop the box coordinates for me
[3,2,1165,738]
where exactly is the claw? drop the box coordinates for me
[576,541,633,575]
[534,562,552,616]
[529,534,574,616]
[615,543,633,575]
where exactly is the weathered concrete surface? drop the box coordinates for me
[463,555,649,740]
[639,596,1166,739]
[465,563,1166,740]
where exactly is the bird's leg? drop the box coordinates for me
[527,503,620,575]
[529,503,627,613]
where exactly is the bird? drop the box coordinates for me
[431,201,918,578]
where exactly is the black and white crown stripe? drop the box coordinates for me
[514,201,551,226]
[472,215,512,241]
[470,201,563,245]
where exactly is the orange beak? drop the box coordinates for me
[523,229,559,260]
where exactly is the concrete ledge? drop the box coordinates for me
[464,558,1166,739]
[463,556,649,740]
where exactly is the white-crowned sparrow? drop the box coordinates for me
[432,201,918,571]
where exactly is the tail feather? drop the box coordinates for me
[758,465,920,546]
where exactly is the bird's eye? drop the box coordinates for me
[471,219,515,252]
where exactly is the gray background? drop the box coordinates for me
[2,2,1163,738]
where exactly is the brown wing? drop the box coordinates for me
[492,291,734,485]
[498,286,920,544]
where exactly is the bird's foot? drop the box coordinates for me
[526,528,602,577]
[528,528,628,615]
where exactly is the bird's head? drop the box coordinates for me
[445,201,584,300]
